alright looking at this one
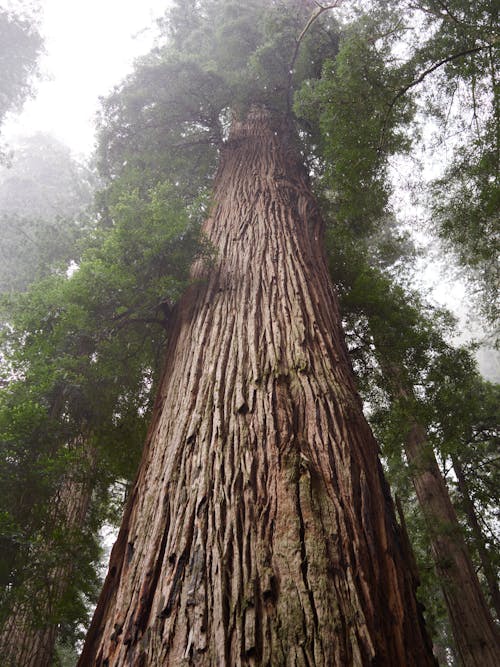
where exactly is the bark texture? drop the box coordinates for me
[404,423,500,666]
[79,108,436,666]
[0,446,95,667]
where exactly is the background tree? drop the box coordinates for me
[0,132,95,294]
[0,4,42,157]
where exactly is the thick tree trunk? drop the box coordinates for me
[79,107,435,666]
[0,446,95,667]
[403,422,500,666]
[452,455,500,621]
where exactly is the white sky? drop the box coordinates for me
[3,0,170,156]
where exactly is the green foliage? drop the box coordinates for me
[97,0,340,189]
[430,131,499,324]
[0,133,96,294]
[0,6,42,151]
[294,7,414,233]
[394,0,499,325]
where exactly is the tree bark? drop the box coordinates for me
[452,455,500,621]
[403,422,500,666]
[0,444,95,667]
[79,107,436,666]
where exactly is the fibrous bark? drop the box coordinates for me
[79,107,435,666]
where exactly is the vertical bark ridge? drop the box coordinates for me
[79,107,435,666]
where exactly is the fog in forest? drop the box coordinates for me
[1,1,498,665]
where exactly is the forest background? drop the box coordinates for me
[0,0,498,665]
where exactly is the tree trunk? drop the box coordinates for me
[79,107,436,666]
[403,421,500,666]
[452,455,500,621]
[0,444,95,667]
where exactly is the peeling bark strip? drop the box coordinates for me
[79,108,436,666]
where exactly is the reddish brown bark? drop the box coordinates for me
[403,422,500,666]
[79,107,436,666]
[0,446,95,667]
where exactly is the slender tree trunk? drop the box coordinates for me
[403,420,500,666]
[0,444,95,667]
[452,455,500,621]
[79,107,436,666]
[372,355,500,664]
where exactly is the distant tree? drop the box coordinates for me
[0,133,95,294]
[0,6,42,152]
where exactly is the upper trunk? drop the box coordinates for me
[79,108,435,666]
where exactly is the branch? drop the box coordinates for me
[287,2,343,114]
[435,0,463,27]
[378,43,490,152]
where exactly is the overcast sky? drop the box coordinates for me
[4,0,170,156]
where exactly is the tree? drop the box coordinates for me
[79,102,435,666]
[0,132,95,294]
[0,133,99,664]
[0,5,42,155]
[76,2,440,662]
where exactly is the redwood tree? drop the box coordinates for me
[79,107,436,665]
[75,1,442,663]
[0,447,95,666]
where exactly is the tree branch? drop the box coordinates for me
[287,2,343,114]
[378,43,490,152]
